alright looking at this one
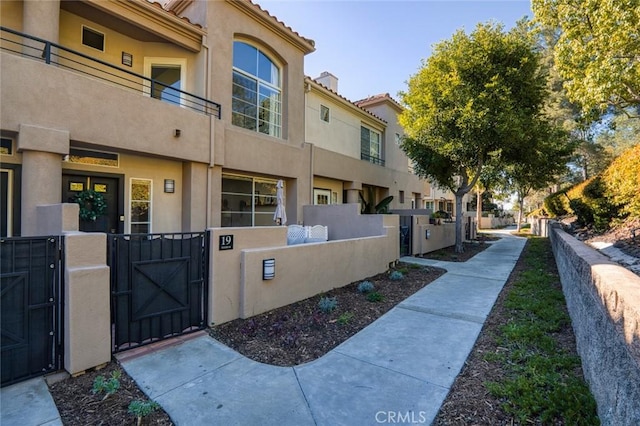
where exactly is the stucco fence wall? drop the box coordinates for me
[209,213,399,324]
[548,223,640,425]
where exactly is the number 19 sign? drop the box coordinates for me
[219,235,233,250]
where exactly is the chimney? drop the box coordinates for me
[315,71,338,92]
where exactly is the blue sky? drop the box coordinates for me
[257,0,534,102]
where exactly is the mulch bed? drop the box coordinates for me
[48,238,495,423]
[432,237,583,424]
[48,362,173,425]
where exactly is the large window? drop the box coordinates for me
[232,41,282,137]
[222,174,280,227]
[361,126,383,165]
[130,179,151,233]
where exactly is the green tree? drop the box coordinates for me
[399,22,552,252]
[532,0,640,115]
[504,124,574,231]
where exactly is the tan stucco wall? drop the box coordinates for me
[240,231,397,319]
[1,53,212,163]
[64,232,111,375]
[208,227,288,325]
[412,217,456,255]
[0,1,23,32]
[58,10,203,97]
[312,146,424,211]
[305,91,370,159]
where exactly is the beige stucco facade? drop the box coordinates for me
[0,0,462,378]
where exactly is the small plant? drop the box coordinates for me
[318,296,338,313]
[338,312,354,325]
[128,400,160,426]
[357,281,375,294]
[92,370,121,400]
[367,291,384,302]
[389,270,404,281]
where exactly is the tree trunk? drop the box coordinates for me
[454,192,464,253]
[476,188,482,233]
[517,197,524,232]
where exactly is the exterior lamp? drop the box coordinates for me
[263,258,275,280]
[164,179,175,193]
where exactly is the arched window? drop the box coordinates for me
[232,41,282,138]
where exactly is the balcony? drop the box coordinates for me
[0,26,221,118]
[361,152,385,167]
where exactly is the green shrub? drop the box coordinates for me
[603,144,640,219]
[92,370,121,400]
[389,271,404,281]
[337,312,354,325]
[366,292,383,302]
[318,296,338,313]
[128,400,160,425]
[357,281,375,294]
[543,191,568,217]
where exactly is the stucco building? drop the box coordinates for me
[1,0,432,238]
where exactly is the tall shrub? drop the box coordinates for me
[602,144,640,219]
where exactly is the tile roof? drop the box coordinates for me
[355,93,404,111]
[145,0,204,29]
[246,0,315,48]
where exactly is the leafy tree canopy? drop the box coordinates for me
[532,0,640,115]
[399,21,558,251]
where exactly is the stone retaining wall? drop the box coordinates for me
[549,223,640,425]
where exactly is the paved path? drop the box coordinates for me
[119,229,525,426]
[1,227,525,426]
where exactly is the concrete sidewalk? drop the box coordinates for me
[118,230,525,426]
[0,228,524,426]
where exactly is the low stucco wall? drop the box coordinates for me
[549,224,640,424]
[209,216,399,324]
[303,203,386,240]
[412,217,456,255]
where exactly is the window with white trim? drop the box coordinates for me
[130,179,151,233]
[144,58,187,107]
[232,41,282,137]
[360,126,383,165]
[320,105,330,122]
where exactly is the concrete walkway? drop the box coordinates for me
[1,227,525,426]
[119,228,525,426]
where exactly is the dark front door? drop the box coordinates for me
[62,174,122,233]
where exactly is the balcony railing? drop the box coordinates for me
[361,152,385,166]
[0,26,221,118]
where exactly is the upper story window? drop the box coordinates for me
[320,105,330,122]
[82,25,104,52]
[0,138,13,155]
[361,126,384,166]
[232,41,282,138]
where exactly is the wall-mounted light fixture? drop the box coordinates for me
[425,229,431,239]
[263,258,275,280]
[174,129,181,137]
[164,179,175,193]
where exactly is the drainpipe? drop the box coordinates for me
[203,36,214,229]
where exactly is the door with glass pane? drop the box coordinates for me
[62,173,123,233]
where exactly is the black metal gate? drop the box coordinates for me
[108,232,209,352]
[399,216,412,257]
[1,236,62,387]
